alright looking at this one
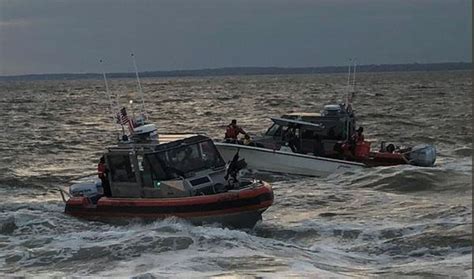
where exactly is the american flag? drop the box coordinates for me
[116,107,129,125]
[117,107,135,133]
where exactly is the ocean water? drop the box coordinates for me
[0,70,471,278]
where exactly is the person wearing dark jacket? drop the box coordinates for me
[313,135,325,156]
[283,127,299,153]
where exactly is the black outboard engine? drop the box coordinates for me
[225,150,247,189]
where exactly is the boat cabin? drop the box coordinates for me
[104,135,228,198]
[257,104,356,155]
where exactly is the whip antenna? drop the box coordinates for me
[100,59,125,140]
[352,59,357,93]
[346,58,352,106]
[131,53,147,120]
[100,59,117,128]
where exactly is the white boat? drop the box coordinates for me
[215,142,365,177]
[214,60,435,176]
[215,103,435,177]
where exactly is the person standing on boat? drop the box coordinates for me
[349,127,365,156]
[312,134,325,156]
[352,127,365,143]
[224,119,248,142]
[282,126,299,152]
[98,156,111,197]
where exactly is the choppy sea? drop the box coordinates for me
[0,70,471,278]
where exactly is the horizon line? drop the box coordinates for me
[0,61,471,79]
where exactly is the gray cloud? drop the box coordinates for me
[0,0,471,75]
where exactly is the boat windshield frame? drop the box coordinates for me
[265,123,283,137]
[144,138,226,180]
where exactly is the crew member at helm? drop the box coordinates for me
[98,156,111,197]
[349,127,365,155]
[352,127,365,143]
[224,119,248,142]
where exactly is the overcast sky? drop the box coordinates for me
[0,0,471,75]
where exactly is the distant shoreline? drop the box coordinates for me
[0,62,471,81]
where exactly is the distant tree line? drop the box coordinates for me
[0,62,471,81]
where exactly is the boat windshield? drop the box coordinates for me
[265,124,282,137]
[144,140,225,180]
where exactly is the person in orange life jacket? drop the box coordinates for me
[224,119,247,142]
[98,156,112,197]
[352,127,365,143]
[349,127,364,155]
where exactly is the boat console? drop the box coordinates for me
[254,103,356,155]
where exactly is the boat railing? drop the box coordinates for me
[58,188,71,203]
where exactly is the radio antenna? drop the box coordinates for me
[346,58,352,106]
[352,58,357,92]
[131,53,147,120]
[100,59,125,139]
[100,59,118,127]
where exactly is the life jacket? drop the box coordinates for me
[225,125,241,139]
[351,133,364,143]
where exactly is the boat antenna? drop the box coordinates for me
[345,58,357,141]
[99,59,115,125]
[347,59,352,87]
[352,58,357,96]
[345,58,352,107]
[100,59,123,139]
[131,53,147,120]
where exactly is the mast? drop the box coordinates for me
[131,53,147,120]
[346,58,352,106]
[100,59,125,140]
[100,59,115,126]
[345,58,358,141]
[351,59,357,101]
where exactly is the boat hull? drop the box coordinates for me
[216,143,365,177]
[65,182,273,228]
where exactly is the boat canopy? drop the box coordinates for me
[104,135,228,198]
[143,137,226,180]
[270,117,325,131]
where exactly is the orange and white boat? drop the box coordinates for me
[62,135,273,228]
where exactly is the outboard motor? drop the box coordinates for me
[406,144,437,167]
[69,180,103,202]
